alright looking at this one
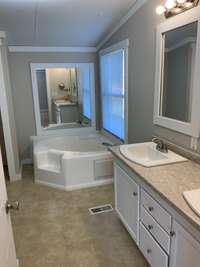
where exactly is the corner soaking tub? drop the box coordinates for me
[33,133,114,191]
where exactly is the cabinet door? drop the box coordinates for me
[170,220,200,267]
[114,164,139,243]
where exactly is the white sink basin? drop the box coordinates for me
[183,189,200,217]
[120,142,187,167]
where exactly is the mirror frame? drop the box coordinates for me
[30,63,96,136]
[154,6,200,137]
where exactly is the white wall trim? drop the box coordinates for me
[8,46,97,53]
[99,39,129,143]
[35,178,113,191]
[14,172,22,181]
[99,39,129,56]
[30,62,96,136]
[166,37,196,52]
[7,0,147,54]
[97,0,147,50]
[154,6,200,137]
[0,37,21,181]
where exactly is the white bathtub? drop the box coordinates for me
[33,133,114,191]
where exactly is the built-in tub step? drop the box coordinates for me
[38,164,60,173]
[94,158,113,179]
[37,150,63,174]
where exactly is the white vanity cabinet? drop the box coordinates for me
[114,164,139,243]
[114,162,200,267]
[170,220,200,267]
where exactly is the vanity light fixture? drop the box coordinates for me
[156,0,199,17]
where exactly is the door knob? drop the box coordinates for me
[5,200,19,214]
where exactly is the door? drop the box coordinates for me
[114,163,139,243]
[170,220,200,267]
[0,149,18,267]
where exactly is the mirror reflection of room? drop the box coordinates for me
[36,67,91,129]
[160,22,197,123]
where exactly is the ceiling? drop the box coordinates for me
[0,0,137,47]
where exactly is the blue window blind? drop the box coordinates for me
[100,49,125,140]
[82,66,91,119]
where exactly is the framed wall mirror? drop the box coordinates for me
[31,63,96,135]
[154,7,200,137]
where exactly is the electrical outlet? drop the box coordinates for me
[190,137,198,150]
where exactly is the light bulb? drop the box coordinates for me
[156,5,166,15]
[184,2,193,8]
[177,0,187,3]
[174,7,182,13]
[165,0,176,9]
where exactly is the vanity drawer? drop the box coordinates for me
[139,222,168,267]
[141,206,170,254]
[141,189,171,233]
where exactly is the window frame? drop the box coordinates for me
[99,39,129,143]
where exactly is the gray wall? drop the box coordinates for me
[1,40,21,176]
[8,0,199,162]
[8,52,99,160]
[100,0,197,152]
[0,111,7,165]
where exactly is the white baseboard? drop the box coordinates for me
[66,178,114,191]
[14,172,22,181]
[35,180,66,191]
[9,169,22,182]
[35,178,114,192]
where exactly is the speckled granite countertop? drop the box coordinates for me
[110,146,200,231]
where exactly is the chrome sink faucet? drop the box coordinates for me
[152,137,168,153]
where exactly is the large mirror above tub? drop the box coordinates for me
[31,63,96,135]
[154,9,200,137]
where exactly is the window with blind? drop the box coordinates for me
[100,48,126,140]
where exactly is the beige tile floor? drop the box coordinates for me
[7,165,149,267]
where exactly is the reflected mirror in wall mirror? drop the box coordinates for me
[31,63,95,135]
[160,22,197,123]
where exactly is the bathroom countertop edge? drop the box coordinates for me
[110,146,200,233]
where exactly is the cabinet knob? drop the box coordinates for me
[148,206,154,212]
[148,225,153,230]
[133,192,138,197]
[147,249,152,254]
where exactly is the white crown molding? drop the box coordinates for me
[166,37,196,52]
[97,0,147,50]
[8,46,97,53]
[99,39,129,56]
[8,0,147,53]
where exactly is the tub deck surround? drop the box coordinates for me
[34,133,114,191]
[110,146,200,232]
